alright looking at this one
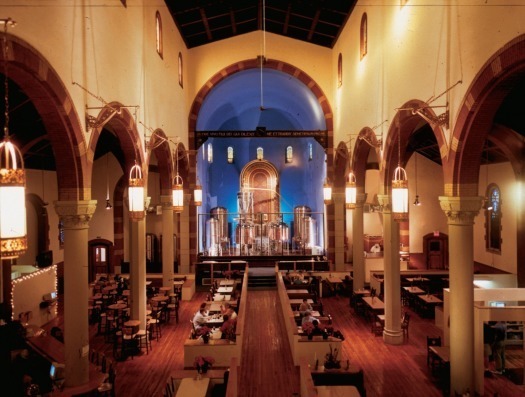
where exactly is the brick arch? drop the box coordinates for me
[354,127,382,190]
[334,141,349,190]
[448,34,525,196]
[146,129,174,194]
[87,103,146,175]
[381,99,446,192]
[188,58,336,260]
[0,33,87,199]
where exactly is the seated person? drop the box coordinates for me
[50,326,64,343]
[283,272,292,284]
[193,305,208,330]
[220,302,237,320]
[220,314,237,340]
[310,320,327,338]
[298,298,313,315]
[301,310,317,326]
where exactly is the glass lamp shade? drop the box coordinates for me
[323,181,332,204]
[345,172,357,209]
[392,166,409,221]
[128,163,145,220]
[0,138,28,257]
[172,174,184,213]
[194,183,202,206]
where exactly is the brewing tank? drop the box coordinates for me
[210,207,228,241]
[235,222,254,245]
[269,221,289,242]
[205,218,220,255]
[293,205,311,241]
[302,216,317,247]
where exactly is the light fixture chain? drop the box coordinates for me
[3,20,10,138]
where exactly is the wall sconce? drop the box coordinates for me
[0,18,27,258]
[128,161,145,221]
[345,172,357,209]
[323,179,332,204]
[194,179,202,207]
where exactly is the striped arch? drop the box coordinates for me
[447,33,525,196]
[0,33,87,200]
[188,58,335,260]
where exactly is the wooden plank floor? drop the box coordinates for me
[42,291,525,397]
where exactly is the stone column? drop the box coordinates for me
[179,194,191,274]
[161,195,174,292]
[332,192,345,271]
[377,194,403,345]
[54,200,97,387]
[439,196,482,396]
[129,218,147,331]
[351,193,367,290]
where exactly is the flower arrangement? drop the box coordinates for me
[302,321,314,335]
[324,344,341,369]
[194,356,215,373]
[222,270,239,279]
[196,326,212,343]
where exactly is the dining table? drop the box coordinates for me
[403,286,425,294]
[219,279,235,286]
[217,286,233,294]
[362,296,385,312]
[175,377,210,397]
[316,385,361,397]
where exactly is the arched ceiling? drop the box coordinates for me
[196,68,326,131]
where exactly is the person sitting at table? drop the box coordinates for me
[283,271,292,284]
[193,305,208,331]
[310,320,327,338]
[220,314,237,341]
[220,302,237,320]
[301,310,317,326]
[299,298,313,316]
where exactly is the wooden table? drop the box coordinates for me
[213,294,231,301]
[217,286,233,294]
[207,302,222,314]
[175,377,210,397]
[294,310,321,318]
[107,303,127,311]
[123,320,140,333]
[418,294,443,304]
[316,385,361,397]
[362,296,384,311]
[429,345,450,364]
[151,295,169,302]
[159,286,172,294]
[219,279,235,286]
[405,277,429,282]
[287,289,309,294]
[289,298,313,305]
[403,286,425,294]
[327,276,343,284]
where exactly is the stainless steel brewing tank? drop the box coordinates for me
[293,205,311,240]
[210,207,228,241]
[235,222,254,245]
[269,221,289,242]
[205,218,220,255]
[302,216,317,247]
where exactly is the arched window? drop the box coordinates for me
[285,146,293,163]
[207,143,213,163]
[308,143,313,161]
[337,53,343,87]
[360,13,367,60]
[485,184,502,253]
[178,52,183,87]
[227,146,234,164]
[156,11,163,59]
[257,147,264,160]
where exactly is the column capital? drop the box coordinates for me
[332,192,345,205]
[160,194,173,209]
[376,194,391,213]
[54,200,97,229]
[439,196,483,226]
[354,193,367,208]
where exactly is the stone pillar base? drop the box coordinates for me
[383,328,404,345]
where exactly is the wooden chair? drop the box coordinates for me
[368,311,383,336]
[427,336,442,370]
[401,312,410,339]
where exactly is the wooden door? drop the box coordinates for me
[423,233,448,270]
[88,239,114,282]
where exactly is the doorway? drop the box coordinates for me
[88,239,114,282]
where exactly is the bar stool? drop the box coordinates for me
[148,311,162,341]
[135,329,151,354]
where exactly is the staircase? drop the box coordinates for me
[247,267,277,289]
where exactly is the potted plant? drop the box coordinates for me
[196,326,212,343]
[194,356,215,374]
[324,344,341,370]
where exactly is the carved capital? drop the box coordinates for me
[376,194,391,213]
[54,200,97,229]
[439,196,483,226]
[160,195,173,209]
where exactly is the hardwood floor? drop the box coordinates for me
[42,290,524,397]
